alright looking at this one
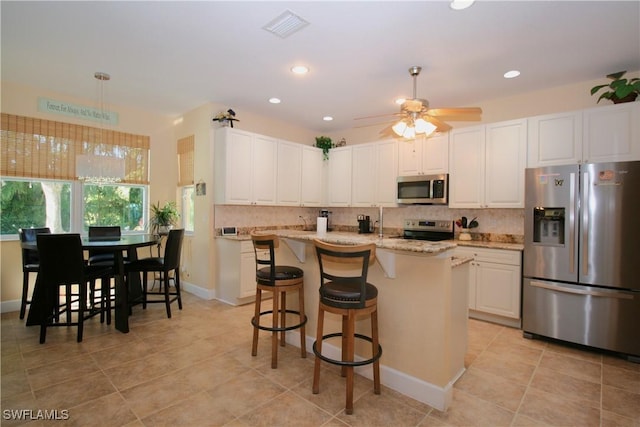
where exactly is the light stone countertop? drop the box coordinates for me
[216,230,523,252]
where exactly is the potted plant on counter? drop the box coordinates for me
[150,201,179,235]
[590,71,640,104]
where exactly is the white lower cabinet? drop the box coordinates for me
[455,246,522,327]
[216,239,259,305]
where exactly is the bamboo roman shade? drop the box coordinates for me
[177,135,194,186]
[0,113,150,184]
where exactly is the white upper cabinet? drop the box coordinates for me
[582,102,640,163]
[327,146,352,206]
[527,111,582,167]
[528,103,640,167]
[449,125,486,208]
[450,119,526,208]
[300,146,325,207]
[484,119,527,208]
[352,140,398,207]
[214,128,277,205]
[398,133,449,175]
[276,140,302,206]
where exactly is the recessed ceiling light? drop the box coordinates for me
[504,70,521,79]
[291,65,309,75]
[269,98,281,104]
[450,0,475,10]
[395,98,406,105]
[323,116,333,121]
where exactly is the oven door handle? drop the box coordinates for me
[530,280,634,300]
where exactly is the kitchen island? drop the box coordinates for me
[258,230,471,411]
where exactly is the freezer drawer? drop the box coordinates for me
[522,278,640,357]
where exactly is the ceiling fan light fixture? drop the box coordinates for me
[414,118,437,135]
[402,126,416,139]
[450,0,475,10]
[392,121,408,136]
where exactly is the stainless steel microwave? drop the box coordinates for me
[397,174,448,205]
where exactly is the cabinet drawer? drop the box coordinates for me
[454,246,521,265]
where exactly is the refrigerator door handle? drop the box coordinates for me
[569,172,576,274]
[582,172,589,276]
[530,280,634,300]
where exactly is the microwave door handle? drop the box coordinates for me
[569,172,576,274]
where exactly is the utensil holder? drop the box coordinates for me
[459,228,472,241]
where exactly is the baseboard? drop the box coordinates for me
[469,310,521,328]
[0,281,216,315]
[1,299,21,314]
[286,332,454,411]
[180,280,216,300]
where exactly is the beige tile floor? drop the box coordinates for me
[2,291,639,426]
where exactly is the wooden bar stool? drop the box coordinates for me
[312,239,382,415]
[251,232,307,369]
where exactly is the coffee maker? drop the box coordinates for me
[357,214,372,234]
[319,209,332,232]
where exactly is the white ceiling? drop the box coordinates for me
[2,1,639,134]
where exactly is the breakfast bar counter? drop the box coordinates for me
[260,230,471,411]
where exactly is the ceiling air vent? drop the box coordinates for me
[263,9,309,38]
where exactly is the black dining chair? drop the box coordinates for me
[34,233,114,343]
[125,228,184,318]
[87,226,124,322]
[18,227,51,319]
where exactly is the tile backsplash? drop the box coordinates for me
[215,205,524,240]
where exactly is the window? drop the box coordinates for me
[177,135,195,233]
[0,178,72,234]
[181,186,195,232]
[83,183,146,232]
[1,113,151,236]
[1,178,147,236]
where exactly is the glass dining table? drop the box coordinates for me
[24,233,160,334]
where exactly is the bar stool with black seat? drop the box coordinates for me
[34,233,114,343]
[18,227,51,320]
[250,231,307,369]
[124,228,184,318]
[312,239,382,415]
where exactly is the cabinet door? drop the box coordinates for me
[583,102,640,163]
[485,119,526,208]
[449,126,485,208]
[252,135,277,205]
[276,141,302,205]
[475,262,521,319]
[225,129,254,204]
[327,146,352,206]
[422,133,449,174]
[240,251,257,298]
[375,140,399,206]
[301,146,324,206]
[352,144,376,207]
[527,111,582,167]
[398,139,423,176]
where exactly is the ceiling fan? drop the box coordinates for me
[356,66,482,139]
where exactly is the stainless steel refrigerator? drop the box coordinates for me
[523,161,640,359]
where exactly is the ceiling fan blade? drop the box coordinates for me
[354,119,395,129]
[378,124,396,137]
[427,107,482,120]
[354,112,402,120]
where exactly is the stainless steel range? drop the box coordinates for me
[402,219,454,241]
